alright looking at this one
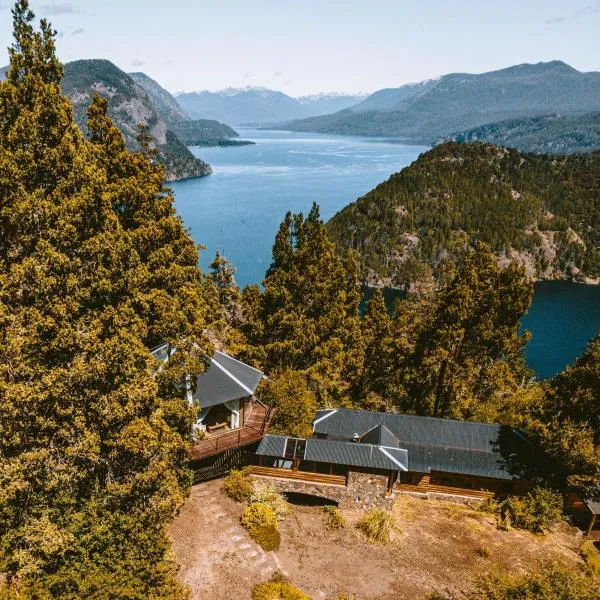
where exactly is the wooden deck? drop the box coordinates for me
[189,403,273,461]
[248,466,347,487]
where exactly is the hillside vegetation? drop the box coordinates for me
[327,142,600,290]
[277,61,600,146]
[62,59,211,181]
[448,112,600,155]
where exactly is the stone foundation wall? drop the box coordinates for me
[250,470,393,510]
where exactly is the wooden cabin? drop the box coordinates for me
[251,408,545,501]
[151,344,266,434]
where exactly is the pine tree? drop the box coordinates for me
[392,243,534,420]
[354,289,395,410]
[242,203,363,406]
[0,3,207,596]
[539,334,600,495]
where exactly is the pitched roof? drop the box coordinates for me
[586,491,600,515]
[312,408,541,481]
[194,351,264,408]
[151,345,264,409]
[255,434,408,472]
[360,424,400,448]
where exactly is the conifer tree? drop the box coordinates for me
[0,3,208,596]
[539,334,600,495]
[388,243,533,420]
[242,203,363,405]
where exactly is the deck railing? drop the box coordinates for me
[189,404,273,460]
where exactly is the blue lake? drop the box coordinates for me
[171,129,600,379]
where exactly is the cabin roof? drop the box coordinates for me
[151,345,264,408]
[257,408,544,481]
[586,492,600,515]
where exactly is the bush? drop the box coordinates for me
[579,540,600,576]
[241,502,278,531]
[474,562,599,599]
[476,546,491,559]
[322,505,345,530]
[497,487,563,533]
[249,481,289,520]
[252,572,309,600]
[241,502,280,551]
[222,468,254,502]
[356,508,400,544]
[250,525,281,552]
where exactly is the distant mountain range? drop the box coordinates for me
[128,72,250,147]
[274,61,600,153]
[175,87,366,126]
[1,61,253,180]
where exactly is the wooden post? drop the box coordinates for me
[387,471,395,495]
[586,512,597,538]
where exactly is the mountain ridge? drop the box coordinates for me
[175,87,367,125]
[274,61,600,145]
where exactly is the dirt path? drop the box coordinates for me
[169,480,283,599]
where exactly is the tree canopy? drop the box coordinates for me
[0,3,210,596]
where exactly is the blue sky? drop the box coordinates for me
[0,0,599,96]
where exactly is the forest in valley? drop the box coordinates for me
[0,2,598,599]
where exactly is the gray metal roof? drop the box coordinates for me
[312,408,540,481]
[151,345,264,409]
[305,438,408,471]
[586,491,600,515]
[256,434,408,472]
[256,435,288,457]
[360,424,399,448]
[193,351,264,408]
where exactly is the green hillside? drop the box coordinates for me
[327,142,600,290]
[448,112,600,155]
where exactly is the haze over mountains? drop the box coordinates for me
[275,61,600,153]
[175,87,367,126]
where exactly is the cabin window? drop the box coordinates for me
[284,438,306,460]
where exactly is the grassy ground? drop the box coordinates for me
[170,479,584,600]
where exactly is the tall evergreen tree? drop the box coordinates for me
[539,334,600,496]
[379,243,534,420]
[242,203,363,406]
[0,3,208,596]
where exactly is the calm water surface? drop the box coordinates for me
[171,129,428,286]
[171,129,600,378]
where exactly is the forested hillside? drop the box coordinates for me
[327,142,600,290]
[62,59,212,181]
[448,112,600,155]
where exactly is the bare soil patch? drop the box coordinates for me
[170,481,583,600]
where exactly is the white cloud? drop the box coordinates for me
[131,58,146,67]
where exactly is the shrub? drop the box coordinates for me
[251,525,281,552]
[474,562,599,599]
[252,572,309,600]
[322,505,345,530]
[476,546,491,559]
[579,540,600,576]
[222,468,253,502]
[241,502,278,531]
[497,487,563,533]
[356,508,400,544]
[249,481,289,520]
